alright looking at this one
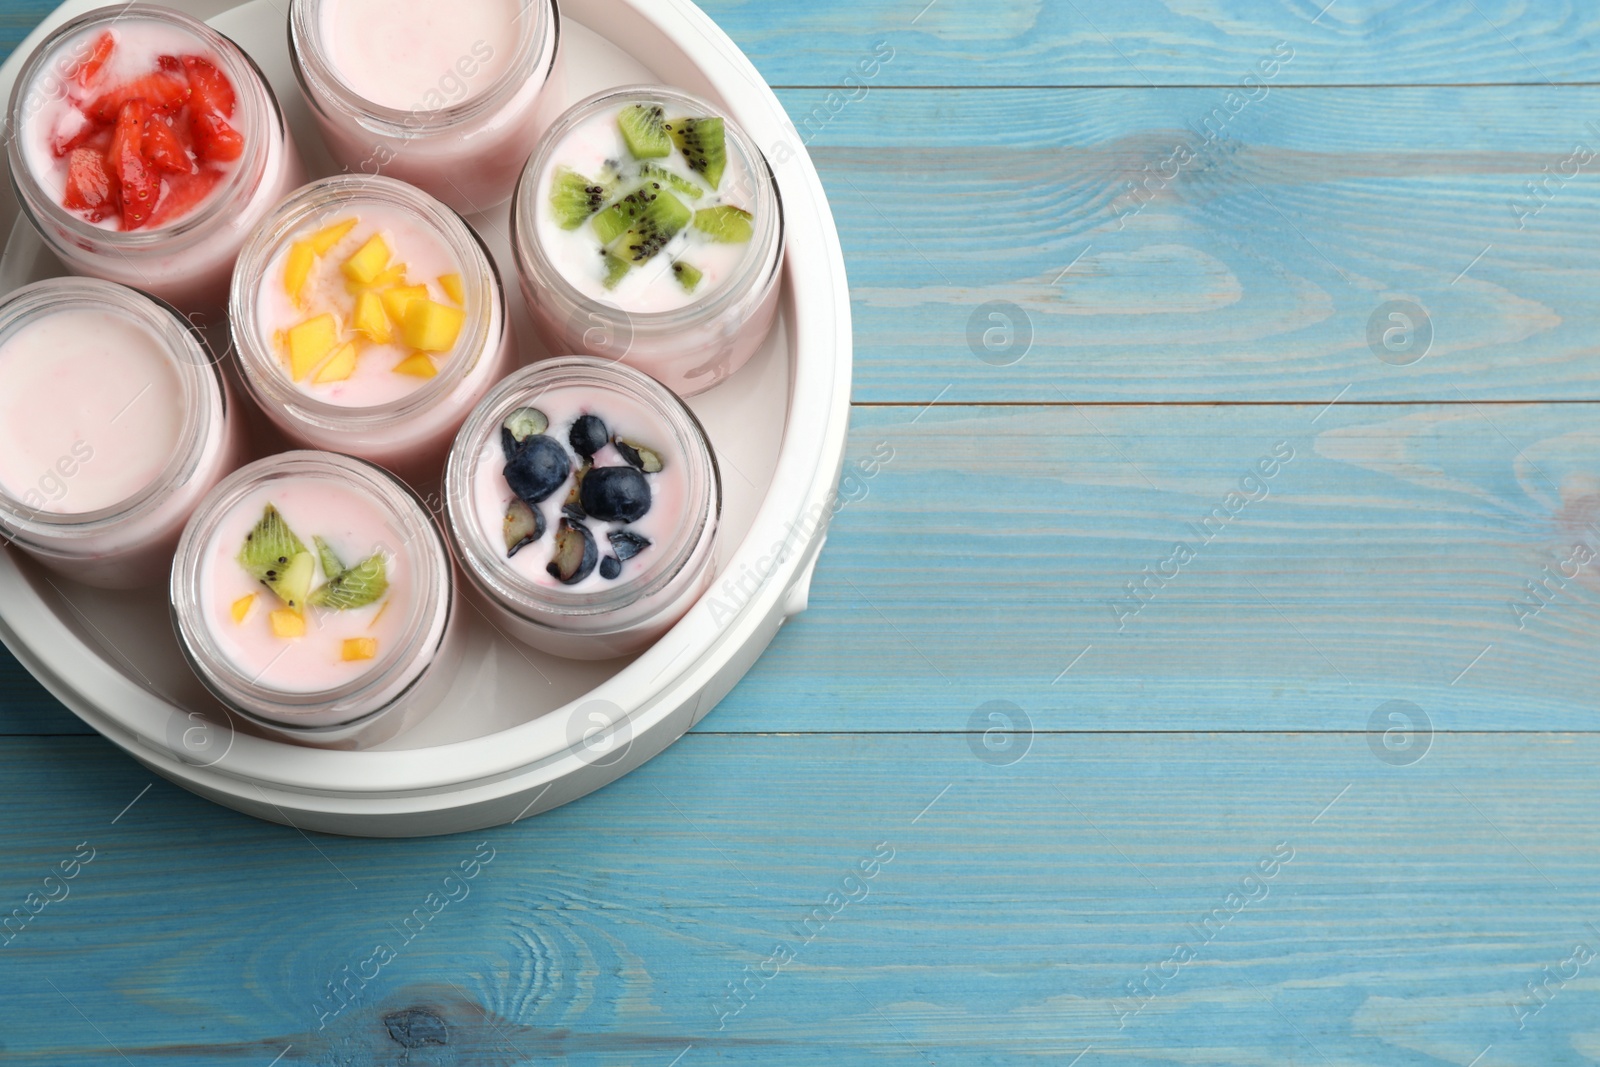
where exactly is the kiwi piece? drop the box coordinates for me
[618,103,671,159]
[503,497,543,557]
[671,260,703,293]
[308,553,388,610]
[239,504,315,611]
[610,190,693,265]
[603,252,633,289]
[693,205,754,243]
[238,504,307,582]
[592,183,690,245]
[637,162,703,199]
[313,536,346,580]
[549,166,614,229]
[666,116,726,189]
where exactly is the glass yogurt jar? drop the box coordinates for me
[171,451,460,748]
[289,0,563,214]
[0,278,241,589]
[230,175,513,486]
[7,4,304,314]
[512,86,785,397]
[444,357,720,660]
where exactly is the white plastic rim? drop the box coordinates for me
[0,0,850,836]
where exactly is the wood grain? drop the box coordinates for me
[699,0,1600,87]
[779,84,1600,402]
[1,732,1598,1065]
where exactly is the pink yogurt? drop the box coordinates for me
[289,0,564,213]
[7,7,304,315]
[256,204,465,408]
[467,385,690,594]
[199,477,415,694]
[445,357,721,661]
[231,175,514,487]
[173,451,460,748]
[0,278,240,589]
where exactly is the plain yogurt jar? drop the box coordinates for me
[513,86,784,397]
[445,357,720,660]
[7,4,304,314]
[231,175,513,485]
[289,0,563,213]
[0,278,241,588]
[171,451,460,748]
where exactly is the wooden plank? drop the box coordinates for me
[780,84,1600,402]
[703,0,1600,87]
[0,730,1596,1063]
[711,401,1600,733]
[11,400,1600,737]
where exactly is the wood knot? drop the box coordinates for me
[383,1008,448,1049]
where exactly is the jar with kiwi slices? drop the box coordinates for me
[512,85,784,397]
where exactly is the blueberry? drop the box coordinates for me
[503,435,570,504]
[600,556,622,580]
[614,438,664,474]
[569,414,610,458]
[546,521,598,584]
[608,529,651,561]
[503,497,543,557]
[580,465,651,523]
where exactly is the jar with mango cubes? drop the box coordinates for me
[230,175,512,485]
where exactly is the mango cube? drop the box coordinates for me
[381,284,429,326]
[346,264,407,295]
[341,637,378,662]
[283,240,316,306]
[309,217,358,256]
[341,234,392,285]
[403,299,466,352]
[439,273,465,305]
[313,342,358,384]
[270,609,306,639]
[353,290,392,345]
[393,353,437,378]
[285,314,340,381]
[230,594,256,624]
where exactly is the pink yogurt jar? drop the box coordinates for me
[229,174,514,486]
[444,357,720,660]
[288,0,564,214]
[7,4,304,315]
[171,450,460,748]
[0,278,242,588]
[512,86,784,397]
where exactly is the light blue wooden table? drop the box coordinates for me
[7,0,1600,1063]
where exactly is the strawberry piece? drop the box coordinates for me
[148,167,222,229]
[107,100,159,230]
[86,71,190,123]
[156,54,182,74]
[142,115,193,174]
[75,32,114,89]
[181,55,235,119]
[62,147,118,222]
[190,111,244,163]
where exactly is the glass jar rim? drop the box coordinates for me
[445,356,721,621]
[0,278,222,536]
[512,84,784,330]
[171,450,453,719]
[6,4,277,252]
[229,173,504,431]
[288,0,557,134]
